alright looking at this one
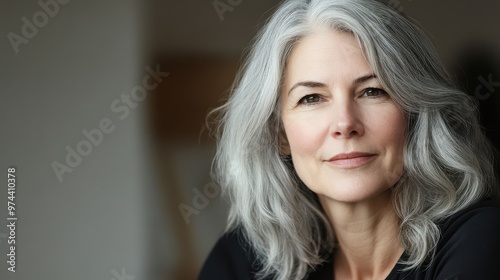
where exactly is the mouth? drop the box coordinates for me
[326,152,376,168]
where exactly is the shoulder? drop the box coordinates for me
[440,199,500,227]
[199,227,336,280]
[198,227,262,280]
[438,199,500,242]
[429,199,500,279]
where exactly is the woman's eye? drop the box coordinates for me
[362,88,387,97]
[298,94,321,105]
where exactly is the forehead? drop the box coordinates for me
[284,30,372,85]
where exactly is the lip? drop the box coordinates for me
[327,152,376,168]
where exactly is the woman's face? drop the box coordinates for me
[280,30,406,203]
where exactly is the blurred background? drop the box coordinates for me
[0,0,498,279]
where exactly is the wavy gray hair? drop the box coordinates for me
[210,0,499,279]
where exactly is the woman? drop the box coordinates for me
[199,0,500,279]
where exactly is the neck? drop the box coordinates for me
[319,190,403,279]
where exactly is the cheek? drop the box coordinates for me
[283,119,321,191]
[384,111,406,149]
[370,107,407,180]
[283,116,326,157]
[367,106,406,146]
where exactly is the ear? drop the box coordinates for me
[278,128,291,156]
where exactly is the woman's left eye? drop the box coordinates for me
[362,88,387,98]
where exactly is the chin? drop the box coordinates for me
[315,179,394,204]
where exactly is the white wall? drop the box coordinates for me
[0,0,161,279]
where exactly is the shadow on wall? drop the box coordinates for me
[148,56,239,280]
[453,44,500,179]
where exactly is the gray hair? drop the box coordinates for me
[210,0,499,279]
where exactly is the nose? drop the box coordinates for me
[330,99,364,139]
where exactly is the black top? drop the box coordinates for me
[199,199,500,279]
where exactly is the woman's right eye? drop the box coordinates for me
[298,94,321,105]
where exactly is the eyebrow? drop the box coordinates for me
[287,73,377,95]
